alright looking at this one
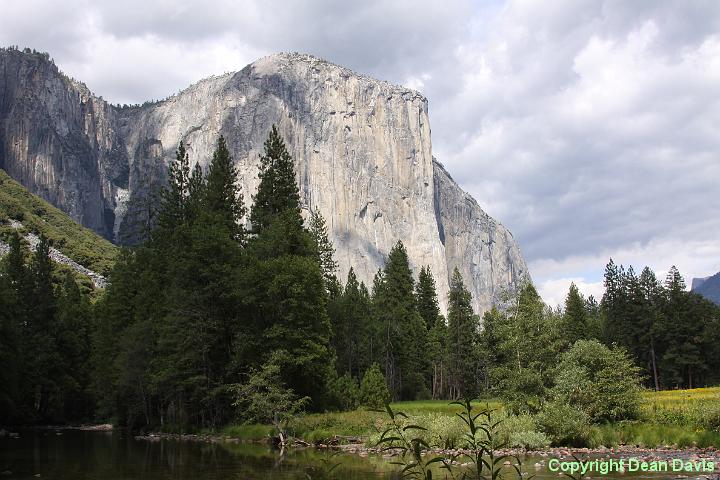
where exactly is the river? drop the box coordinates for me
[1,429,718,479]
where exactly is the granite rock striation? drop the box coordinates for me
[0,48,528,313]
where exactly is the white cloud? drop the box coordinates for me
[1,0,719,299]
[531,237,720,305]
[537,277,605,310]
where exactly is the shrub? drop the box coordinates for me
[365,412,467,449]
[496,367,546,415]
[330,373,359,411]
[551,340,642,422]
[359,363,390,409]
[498,413,550,449]
[415,412,466,449]
[535,400,591,447]
[230,354,309,444]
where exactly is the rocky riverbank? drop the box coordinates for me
[135,430,720,466]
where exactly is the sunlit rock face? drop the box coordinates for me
[0,49,528,314]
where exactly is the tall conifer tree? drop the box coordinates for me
[250,125,302,233]
[416,266,442,331]
[157,141,191,232]
[373,241,428,400]
[446,268,478,399]
[562,283,588,345]
[204,136,245,242]
[309,210,340,293]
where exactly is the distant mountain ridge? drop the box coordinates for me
[0,47,528,313]
[692,271,720,305]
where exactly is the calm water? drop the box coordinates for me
[0,430,389,479]
[1,430,716,479]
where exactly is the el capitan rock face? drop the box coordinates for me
[0,48,528,313]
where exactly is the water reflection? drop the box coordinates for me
[0,430,389,479]
[2,430,713,479]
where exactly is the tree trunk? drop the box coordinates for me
[650,339,659,391]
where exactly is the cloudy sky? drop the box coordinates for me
[3,0,719,306]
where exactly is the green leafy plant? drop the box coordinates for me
[441,399,529,480]
[496,413,549,449]
[375,404,445,479]
[230,354,310,448]
[359,363,390,409]
[535,400,590,447]
[375,400,532,480]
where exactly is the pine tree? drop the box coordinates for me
[562,283,588,345]
[373,241,428,400]
[478,306,504,392]
[55,272,94,420]
[250,255,334,408]
[248,127,313,259]
[331,268,371,378]
[4,232,27,292]
[186,162,205,221]
[601,258,627,344]
[91,249,142,422]
[584,295,604,340]
[249,125,302,233]
[150,137,247,428]
[416,266,442,331]
[203,136,246,242]
[661,266,701,388]
[157,141,191,232]
[445,268,478,399]
[638,267,663,390]
[26,235,61,420]
[240,127,336,409]
[427,320,448,399]
[415,266,446,398]
[309,210,339,291]
[0,245,23,422]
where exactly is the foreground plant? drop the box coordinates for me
[439,399,529,480]
[376,400,531,480]
[375,404,446,479]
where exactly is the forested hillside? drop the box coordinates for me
[1,126,718,430]
[0,169,118,275]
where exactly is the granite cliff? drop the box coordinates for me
[0,48,528,313]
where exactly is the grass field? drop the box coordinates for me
[642,386,720,409]
[221,387,720,449]
[640,386,720,437]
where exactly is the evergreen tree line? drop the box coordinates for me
[91,127,496,430]
[91,129,335,430]
[326,246,483,405]
[2,126,718,429]
[0,233,94,424]
[0,127,487,427]
[477,262,720,415]
[599,260,720,389]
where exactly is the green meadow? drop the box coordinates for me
[220,387,720,450]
